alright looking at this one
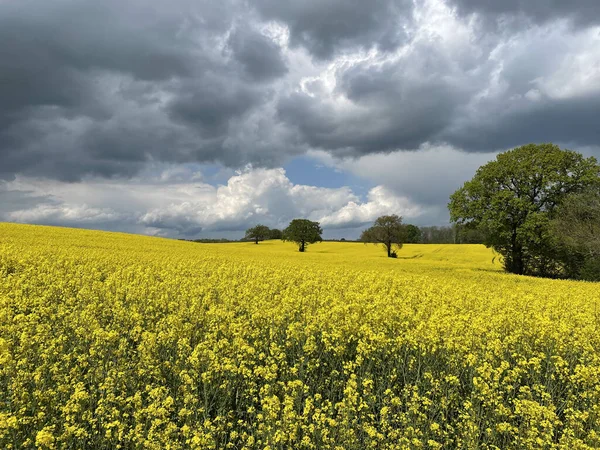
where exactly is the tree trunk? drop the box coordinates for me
[387,242,391,257]
[299,240,305,252]
[255,237,258,244]
[514,245,524,275]
[509,228,525,275]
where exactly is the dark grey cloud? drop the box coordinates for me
[0,0,193,116]
[447,96,600,152]
[168,78,266,136]
[449,0,600,26]
[276,38,479,156]
[0,0,289,181]
[227,25,289,81]
[253,0,413,59]
[271,7,600,158]
[1,0,600,190]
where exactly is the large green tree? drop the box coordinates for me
[361,215,405,258]
[283,219,323,252]
[245,224,271,244]
[449,143,600,276]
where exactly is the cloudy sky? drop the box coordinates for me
[1,0,599,238]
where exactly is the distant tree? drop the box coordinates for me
[552,189,600,281]
[403,224,421,243]
[361,215,405,258]
[449,144,600,276]
[268,228,283,240]
[245,224,271,244]
[455,224,486,244]
[283,219,323,252]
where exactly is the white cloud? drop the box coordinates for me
[1,166,423,237]
[138,167,421,233]
[319,185,422,228]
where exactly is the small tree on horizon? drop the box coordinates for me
[268,228,283,240]
[245,224,271,244]
[283,219,323,252]
[403,224,422,243]
[361,215,405,257]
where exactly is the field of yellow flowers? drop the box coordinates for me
[1,222,599,449]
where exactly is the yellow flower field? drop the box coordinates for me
[1,222,599,449]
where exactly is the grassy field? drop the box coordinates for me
[1,222,599,449]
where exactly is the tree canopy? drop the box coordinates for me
[449,143,600,276]
[361,215,405,258]
[245,224,271,244]
[283,219,323,252]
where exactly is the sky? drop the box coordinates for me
[1,0,599,239]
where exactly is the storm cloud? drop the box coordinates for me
[252,0,414,59]
[0,0,290,181]
[1,0,599,235]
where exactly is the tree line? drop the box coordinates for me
[407,225,486,244]
[244,215,460,258]
[244,222,484,246]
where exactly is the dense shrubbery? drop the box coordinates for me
[551,189,600,281]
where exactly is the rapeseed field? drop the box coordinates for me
[1,222,599,449]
